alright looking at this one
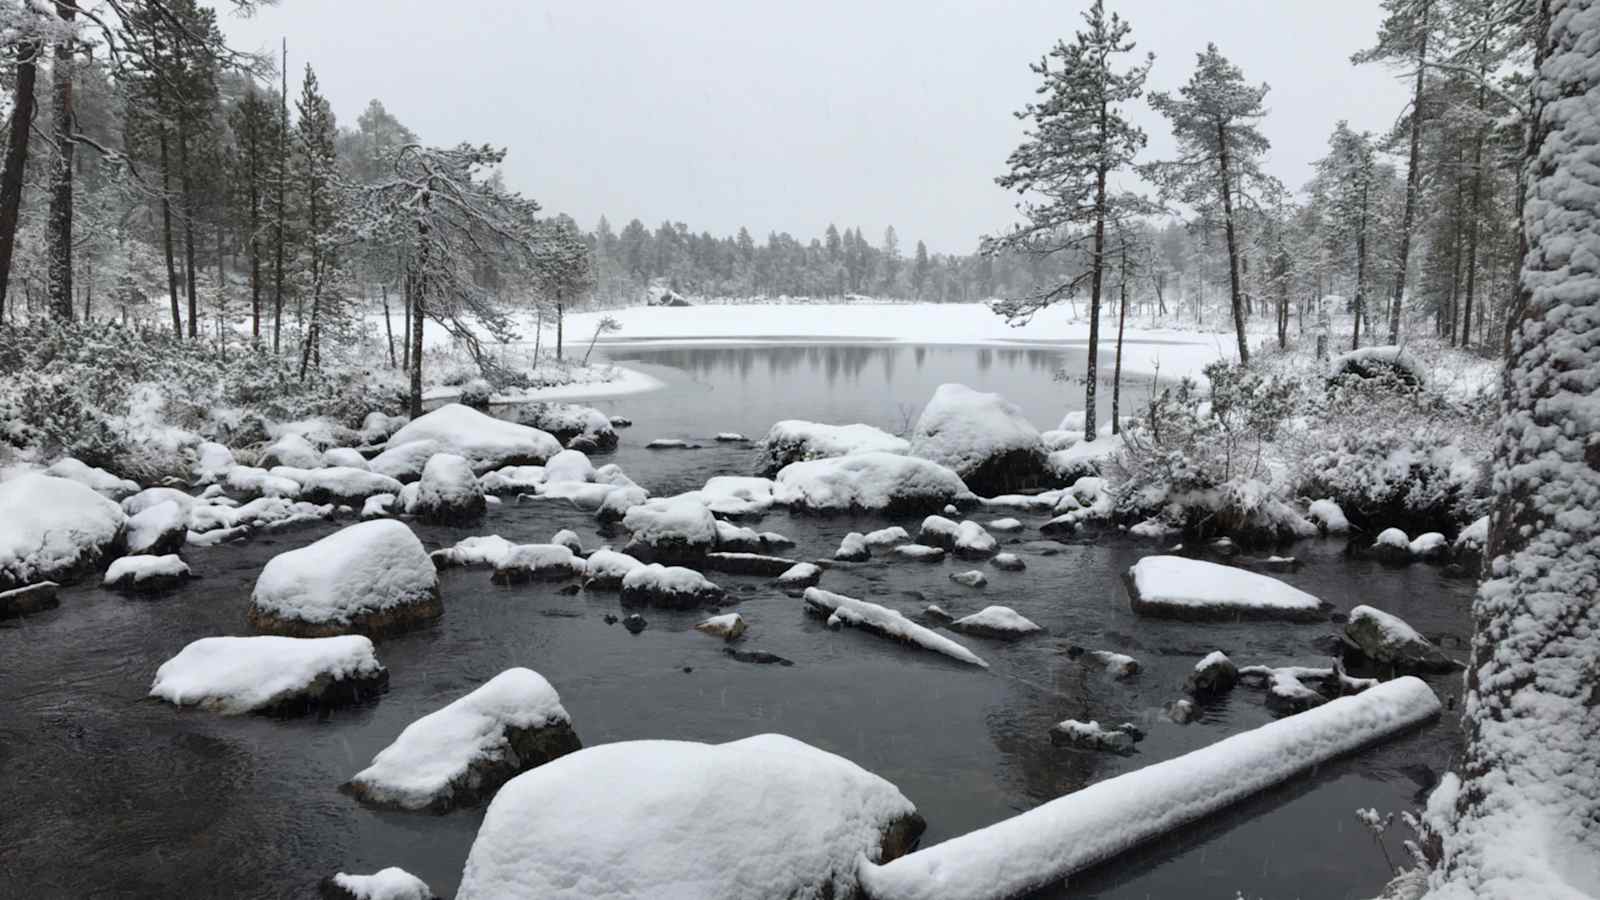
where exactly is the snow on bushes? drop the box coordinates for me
[385,404,562,473]
[774,451,971,514]
[343,667,580,812]
[149,634,389,715]
[804,587,987,667]
[755,420,909,475]
[1124,555,1324,622]
[909,383,1047,494]
[248,520,441,637]
[1327,345,1425,386]
[0,474,127,590]
[1296,430,1487,534]
[456,734,924,900]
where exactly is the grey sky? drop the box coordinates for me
[217,0,1412,254]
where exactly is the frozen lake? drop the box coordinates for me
[0,342,1470,899]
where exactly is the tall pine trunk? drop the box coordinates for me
[159,124,182,337]
[45,5,75,321]
[0,39,40,316]
[273,39,287,355]
[247,100,261,344]
[1111,240,1128,434]
[179,119,199,339]
[1084,100,1108,442]
[1352,178,1369,350]
[1216,124,1249,366]
[408,191,431,418]
[1387,2,1429,343]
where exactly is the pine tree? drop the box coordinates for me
[1147,43,1272,367]
[293,64,340,378]
[0,16,44,317]
[45,0,76,320]
[987,0,1151,438]
[912,240,930,298]
[1309,122,1385,348]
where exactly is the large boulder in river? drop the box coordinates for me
[411,453,486,525]
[150,634,389,715]
[620,563,725,609]
[517,402,618,451]
[385,403,562,473]
[125,499,188,555]
[455,734,924,900]
[1124,555,1326,622]
[773,452,971,515]
[44,457,140,499]
[247,520,441,638]
[103,554,191,592]
[755,420,910,476]
[909,383,1048,494]
[343,667,581,812]
[1343,605,1461,673]
[0,474,127,591]
[621,498,719,561]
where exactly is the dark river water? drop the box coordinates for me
[0,342,1472,899]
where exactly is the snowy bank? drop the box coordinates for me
[859,677,1441,900]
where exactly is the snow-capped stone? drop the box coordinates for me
[0,474,127,591]
[987,517,1024,533]
[322,447,370,469]
[320,868,436,900]
[773,452,970,514]
[646,438,701,449]
[860,678,1442,900]
[517,402,617,451]
[777,562,823,589]
[1373,527,1414,563]
[1408,531,1449,561]
[863,526,911,547]
[1040,429,1080,452]
[714,432,748,442]
[1045,433,1124,482]
[360,411,407,445]
[756,419,910,475]
[1238,664,1379,715]
[1071,648,1140,679]
[620,563,725,609]
[1344,605,1460,673]
[150,635,388,715]
[273,466,404,503]
[248,520,441,638]
[491,545,588,583]
[125,499,188,555]
[909,383,1047,494]
[344,667,580,812]
[596,485,651,523]
[225,465,302,499]
[713,519,765,552]
[948,605,1041,640]
[621,498,719,561]
[582,549,645,589]
[386,404,562,473]
[478,465,546,494]
[0,581,59,618]
[259,432,322,469]
[431,535,516,569]
[455,734,924,900]
[123,486,196,518]
[695,612,747,641]
[103,554,191,592]
[1049,719,1143,754]
[952,521,998,559]
[693,476,777,517]
[367,440,446,483]
[991,552,1026,571]
[361,494,396,519]
[834,532,870,561]
[549,529,584,555]
[1125,555,1325,622]
[922,604,954,623]
[918,515,960,549]
[1307,498,1351,534]
[411,453,486,524]
[1327,344,1425,385]
[950,570,988,588]
[193,442,236,485]
[1167,698,1198,724]
[542,449,595,483]
[701,552,800,577]
[608,415,633,428]
[893,543,946,562]
[1186,651,1239,697]
[803,588,987,667]
[40,458,139,500]
[622,613,648,634]
[1453,515,1490,558]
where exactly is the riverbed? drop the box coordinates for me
[0,341,1471,899]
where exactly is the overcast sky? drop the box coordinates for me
[215,0,1412,254]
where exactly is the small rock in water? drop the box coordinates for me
[695,612,747,642]
[950,570,988,588]
[987,517,1024,533]
[550,529,584,555]
[990,552,1026,571]
[1167,698,1197,724]
[557,584,581,595]
[609,415,633,428]
[318,867,437,900]
[603,614,619,625]
[893,544,946,562]
[943,504,959,516]
[646,438,702,450]
[923,604,954,623]
[0,581,60,619]
[1049,719,1142,754]
[713,432,748,442]
[1186,651,1239,697]
[1067,646,1140,679]
[723,647,794,666]
[834,532,870,562]
[1208,536,1238,557]
[776,562,822,590]
[623,613,648,634]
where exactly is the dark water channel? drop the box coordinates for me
[0,342,1472,899]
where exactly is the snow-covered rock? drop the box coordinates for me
[478,465,546,494]
[274,466,404,503]
[517,402,617,451]
[104,554,191,592]
[549,528,584,555]
[1238,664,1379,715]
[321,447,370,470]
[224,465,302,499]
[259,432,323,469]
[1328,344,1425,385]
[645,438,701,449]
[1070,648,1140,679]
[411,453,486,524]
[859,678,1442,900]
[713,519,765,552]
[1307,498,1351,534]
[490,544,588,583]
[1373,527,1414,563]
[863,526,911,547]
[949,570,988,588]
[1344,605,1460,673]
[1452,515,1490,560]
[0,581,59,618]
[1125,555,1325,622]
[991,552,1026,571]
[695,476,777,517]
[619,563,725,609]
[123,486,196,518]
[126,499,188,555]
[0,474,127,591]
[344,668,580,812]
[360,411,408,446]
[756,420,910,475]
[248,520,441,637]
[45,457,140,499]
[456,734,924,900]
[621,498,719,561]
[361,494,396,519]
[952,521,997,559]
[582,548,645,589]
[987,517,1023,533]
[701,552,800,577]
[917,514,960,549]
[695,612,747,641]
[320,868,436,900]
[893,543,946,562]
[386,404,562,473]
[777,561,823,589]
[834,531,870,561]
[431,535,516,569]
[949,605,1041,640]
[542,449,595,483]
[1185,651,1239,697]
[1045,433,1124,482]
[909,383,1046,494]
[367,440,446,483]
[803,588,987,667]
[595,485,652,522]
[193,442,237,485]
[1049,719,1143,754]
[1409,531,1449,561]
[774,452,971,514]
[149,635,389,715]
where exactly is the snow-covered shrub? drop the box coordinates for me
[1295,431,1487,533]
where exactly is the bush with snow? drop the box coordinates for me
[149,634,389,715]
[755,419,910,475]
[411,453,486,524]
[248,520,441,637]
[344,667,580,812]
[908,383,1047,494]
[1297,430,1487,534]
[0,474,127,590]
[774,451,971,514]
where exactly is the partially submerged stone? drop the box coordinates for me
[1069,647,1139,679]
[777,561,823,589]
[344,667,580,812]
[319,867,436,900]
[700,551,799,577]
[517,402,618,451]
[755,420,910,475]
[126,499,188,555]
[949,570,988,588]
[695,612,747,641]
[909,383,1048,494]
[150,635,389,715]
[104,554,191,592]
[834,532,870,561]
[411,453,487,525]
[0,474,127,591]
[1049,719,1143,754]
[1238,663,1379,716]
[772,452,970,515]
[431,535,516,569]
[248,520,441,638]
[0,581,59,618]
[1125,555,1325,622]
[582,549,645,589]
[1344,605,1461,673]
[491,545,588,584]
[621,498,719,562]
[385,404,562,472]
[620,564,725,609]
[803,588,987,667]
[893,543,946,562]
[948,605,1041,640]
[1185,650,1239,697]
[991,552,1026,571]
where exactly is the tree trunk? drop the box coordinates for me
[1216,123,1250,366]
[1388,4,1430,343]
[179,118,198,338]
[1462,106,1487,351]
[1111,244,1128,435]
[247,98,261,344]
[1352,177,1370,350]
[159,125,182,338]
[0,39,40,317]
[215,223,226,356]
[382,283,396,367]
[46,5,76,321]
[273,39,287,355]
[402,265,412,373]
[556,298,564,360]
[1434,4,1600,894]
[408,191,431,418]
